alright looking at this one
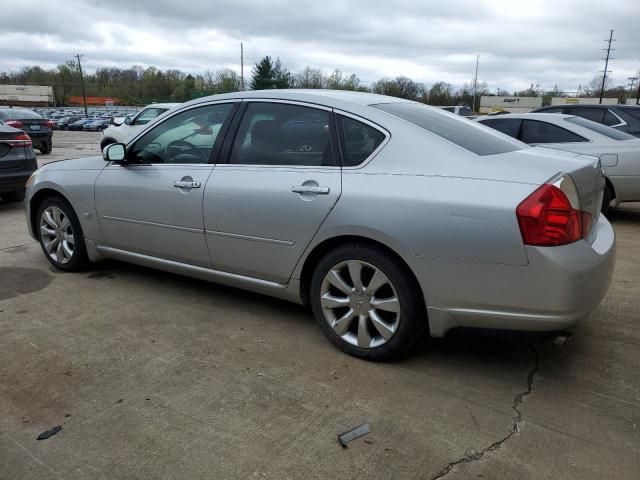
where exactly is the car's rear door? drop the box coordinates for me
[203,100,342,283]
[94,101,238,267]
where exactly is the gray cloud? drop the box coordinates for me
[1,0,638,92]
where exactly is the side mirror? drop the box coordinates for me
[112,118,124,126]
[124,116,133,126]
[103,143,126,162]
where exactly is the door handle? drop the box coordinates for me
[291,185,330,195]
[174,181,201,189]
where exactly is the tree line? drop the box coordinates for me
[0,56,635,107]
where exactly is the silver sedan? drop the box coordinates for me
[24,91,615,360]
[476,112,640,212]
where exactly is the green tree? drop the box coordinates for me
[251,56,292,90]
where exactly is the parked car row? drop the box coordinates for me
[476,110,640,212]
[24,90,616,361]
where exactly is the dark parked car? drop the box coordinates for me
[83,118,111,132]
[533,104,640,137]
[0,121,37,202]
[56,116,83,130]
[0,108,53,154]
[67,118,94,131]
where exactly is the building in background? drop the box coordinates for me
[479,96,542,113]
[67,96,121,106]
[0,85,54,106]
[551,97,619,105]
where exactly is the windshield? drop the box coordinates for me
[371,102,524,155]
[565,116,635,141]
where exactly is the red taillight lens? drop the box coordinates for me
[45,120,54,129]
[517,183,587,246]
[5,120,24,129]
[5,133,32,147]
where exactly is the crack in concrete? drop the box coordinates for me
[429,342,540,480]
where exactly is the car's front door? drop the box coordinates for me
[204,101,342,283]
[94,102,237,267]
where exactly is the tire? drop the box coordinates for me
[36,196,89,272]
[100,138,116,152]
[310,243,426,361]
[39,140,53,155]
[601,183,614,214]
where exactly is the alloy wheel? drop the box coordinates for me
[320,260,401,348]
[39,206,75,264]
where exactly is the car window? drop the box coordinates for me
[603,110,621,126]
[567,107,605,124]
[372,102,523,156]
[539,107,565,114]
[229,102,335,166]
[621,108,640,122]
[565,116,635,140]
[134,108,167,125]
[128,103,233,164]
[339,116,386,166]
[479,118,522,139]
[520,120,588,144]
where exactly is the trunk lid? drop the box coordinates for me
[0,126,29,169]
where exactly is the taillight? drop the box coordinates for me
[516,174,590,246]
[5,120,24,129]
[45,120,54,129]
[5,133,32,147]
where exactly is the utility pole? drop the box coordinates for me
[628,77,639,102]
[240,42,244,91]
[599,29,615,104]
[472,54,479,112]
[75,54,88,117]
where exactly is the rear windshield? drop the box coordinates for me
[0,108,42,120]
[565,116,635,140]
[371,102,523,155]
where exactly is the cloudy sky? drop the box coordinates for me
[1,0,638,93]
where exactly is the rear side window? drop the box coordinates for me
[539,107,565,114]
[567,107,605,124]
[479,118,522,139]
[604,110,621,126]
[338,116,386,166]
[621,108,640,122]
[565,116,635,140]
[372,102,523,156]
[520,120,588,144]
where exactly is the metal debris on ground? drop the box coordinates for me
[338,423,370,448]
[37,425,62,440]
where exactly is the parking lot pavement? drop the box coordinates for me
[37,131,102,166]
[1,139,638,479]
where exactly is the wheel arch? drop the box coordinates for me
[298,234,427,321]
[605,176,616,200]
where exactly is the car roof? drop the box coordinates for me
[538,104,618,109]
[184,89,413,110]
[144,103,181,109]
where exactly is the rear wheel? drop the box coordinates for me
[0,189,25,202]
[39,140,52,154]
[36,197,89,272]
[310,243,426,361]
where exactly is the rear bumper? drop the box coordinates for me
[414,215,616,336]
[27,132,52,149]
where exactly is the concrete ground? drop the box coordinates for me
[0,132,638,479]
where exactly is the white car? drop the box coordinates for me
[101,103,180,150]
[477,113,640,211]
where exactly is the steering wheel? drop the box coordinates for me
[166,140,204,163]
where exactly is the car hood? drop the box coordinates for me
[40,155,107,171]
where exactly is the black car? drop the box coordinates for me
[56,116,83,130]
[67,118,94,131]
[532,104,640,137]
[0,121,38,202]
[0,108,54,154]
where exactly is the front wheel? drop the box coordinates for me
[36,197,89,272]
[310,243,426,361]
